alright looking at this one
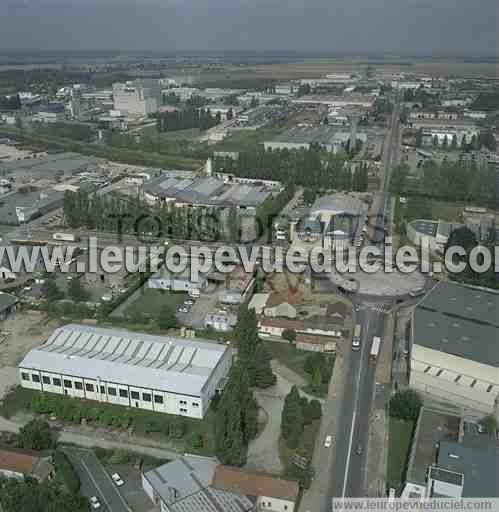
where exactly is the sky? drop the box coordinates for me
[0,0,497,56]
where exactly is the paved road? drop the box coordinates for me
[63,445,133,512]
[327,307,384,500]
[302,99,403,511]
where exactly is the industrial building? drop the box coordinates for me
[113,79,161,117]
[19,324,232,419]
[291,93,376,108]
[290,193,369,251]
[143,175,276,210]
[263,126,367,154]
[142,455,299,512]
[410,281,499,415]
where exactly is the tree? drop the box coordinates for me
[460,134,467,150]
[389,389,422,421]
[54,449,80,494]
[254,343,276,388]
[17,419,53,450]
[307,399,323,420]
[67,278,89,302]
[311,366,322,393]
[444,226,477,264]
[157,304,178,330]
[432,134,439,147]
[442,135,449,150]
[41,275,63,301]
[281,386,304,449]
[282,328,296,343]
[451,134,458,150]
[479,414,497,435]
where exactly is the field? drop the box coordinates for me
[387,418,415,490]
[394,196,465,234]
[138,126,202,142]
[124,288,188,319]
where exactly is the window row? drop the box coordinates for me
[20,373,204,404]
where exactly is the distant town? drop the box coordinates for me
[0,52,497,512]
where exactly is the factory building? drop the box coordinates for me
[410,281,499,416]
[19,324,232,419]
[143,174,276,210]
[113,79,161,117]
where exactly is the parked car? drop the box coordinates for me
[324,435,332,448]
[177,306,189,314]
[89,496,101,509]
[111,472,124,486]
[355,443,363,455]
[184,299,195,306]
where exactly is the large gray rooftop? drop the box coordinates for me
[413,282,499,367]
[144,175,272,208]
[19,324,228,396]
[143,456,253,512]
[437,441,499,497]
[0,152,102,178]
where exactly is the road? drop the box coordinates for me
[304,100,402,511]
[327,306,384,499]
[63,446,133,512]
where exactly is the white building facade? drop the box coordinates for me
[19,324,232,419]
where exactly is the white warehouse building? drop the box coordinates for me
[410,282,499,416]
[19,324,232,419]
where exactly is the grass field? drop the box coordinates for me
[125,289,188,319]
[387,418,415,490]
[213,126,285,152]
[139,126,202,141]
[394,196,464,234]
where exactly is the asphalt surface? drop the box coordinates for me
[327,306,383,499]
[63,446,133,512]
[322,100,403,508]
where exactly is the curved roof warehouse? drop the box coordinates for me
[19,324,232,419]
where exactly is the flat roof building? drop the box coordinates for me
[19,324,232,419]
[144,175,275,210]
[113,79,161,117]
[410,281,499,415]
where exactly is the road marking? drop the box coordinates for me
[79,456,113,511]
[341,312,371,499]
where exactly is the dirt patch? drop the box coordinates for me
[0,310,60,367]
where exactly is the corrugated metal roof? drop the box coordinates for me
[19,324,228,396]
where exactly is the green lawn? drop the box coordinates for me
[125,289,188,319]
[139,126,202,141]
[265,342,311,382]
[265,341,334,397]
[387,418,415,490]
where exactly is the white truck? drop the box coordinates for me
[370,336,381,362]
[352,324,361,351]
[53,232,79,243]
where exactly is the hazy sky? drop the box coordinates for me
[1,0,497,56]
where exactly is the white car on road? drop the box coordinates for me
[89,496,101,509]
[111,472,124,486]
[324,435,333,448]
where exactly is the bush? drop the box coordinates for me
[282,329,296,343]
[17,419,53,451]
[169,418,186,439]
[389,389,422,421]
[307,400,322,420]
[54,450,80,494]
[189,432,204,449]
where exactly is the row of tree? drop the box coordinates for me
[445,226,498,290]
[63,190,242,242]
[156,107,220,132]
[416,129,497,152]
[391,160,497,206]
[214,146,366,191]
[215,306,276,466]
